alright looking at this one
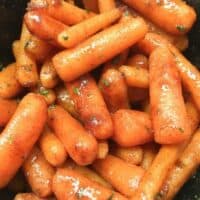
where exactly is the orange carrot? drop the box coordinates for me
[66,74,113,140]
[0,98,18,127]
[122,0,196,35]
[119,65,149,88]
[83,0,99,13]
[150,47,190,144]
[14,193,51,200]
[28,0,95,25]
[0,93,47,188]
[40,59,59,89]
[24,10,67,46]
[53,167,127,200]
[53,17,148,82]
[98,0,116,13]
[39,126,67,167]
[138,33,200,111]
[16,23,39,87]
[24,35,54,63]
[48,105,98,165]
[93,154,145,197]
[23,147,55,197]
[12,40,20,60]
[97,140,109,159]
[127,54,148,69]
[58,8,122,48]
[99,68,129,112]
[112,109,153,147]
[0,63,22,98]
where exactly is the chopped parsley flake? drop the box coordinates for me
[73,87,81,95]
[102,79,110,87]
[176,25,186,33]
[178,127,184,133]
[62,35,69,40]
[39,89,49,96]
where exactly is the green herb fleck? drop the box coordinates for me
[107,194,114,200]
[123,10,130,17]
[49,103,56,109]
[178,127,184,133]
[0,62,4,71]
[62,35,69,40]
[102,79,110,87]
[39,89,49,96]
[24,40,30,49]
[176,25,186,33]
[73,87,81,95]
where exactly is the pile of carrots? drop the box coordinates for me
[0,0,199,199]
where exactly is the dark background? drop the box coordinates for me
[0,0,199,199]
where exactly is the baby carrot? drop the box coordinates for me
[53,167,127,200]
[16,23,38,87]
[53,17,148,82]
[122,0,196,35]
[12,40,20,60]
[0,93,47,188]
[14,193,50,200]
[23,147,55,197]
[138,33,200,111]
[127,54,148,69]
[66,74,113,140]
[58,8,122,48]
[119,65,149,88]
[0,63,22,99]
[112,109,153,147]
[97,140,109,159]
[98,0,116,13]
[28,0,95,25]
[93,154,145,197]
[150,47,190,144]
[48,105,98,165]
[39,126,67,167]
[24,11,67,46]
[0,98,18,127]
[99,68,129,113]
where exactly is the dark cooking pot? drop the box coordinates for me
[0,0,199,199]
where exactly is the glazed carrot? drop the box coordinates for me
[24,11,67,46]
[122,0,196,35]
[111,145,144,166]
[55,85,79,119]
[53,168,127,200]
[128,87,148,103]
[93,154,145,197]
[130,144,183,200]
[138,33,200,111]
[0,63,22,98]
[32,83,56,105]
[23,147,55,197]
[112,109,153,147]
[0,98,18,127]
[97,140,109,159]
[28,0,95,25]
[127,54,148,69]
[141,143,158,170]
[150,47,190,144]
[185,97,200,133]
[99,68,129,113]
[119,65,149,88]
[24,36,54,63]
[83,0,99,13]
[12,40,20,60]
[58,8,122,48]
[98,0,116,13]
[39,126,67,167]
[40,59,59,89]
[14,193,51,200]
[65,159,112,189]
[159,128,200,200]
[53,17,148,82]
[0,93,47,188]
[66,0,74,4]
[16,23,38,87]
[66,74,113,140]
[48,105,98,165]
[129,8,189,51]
